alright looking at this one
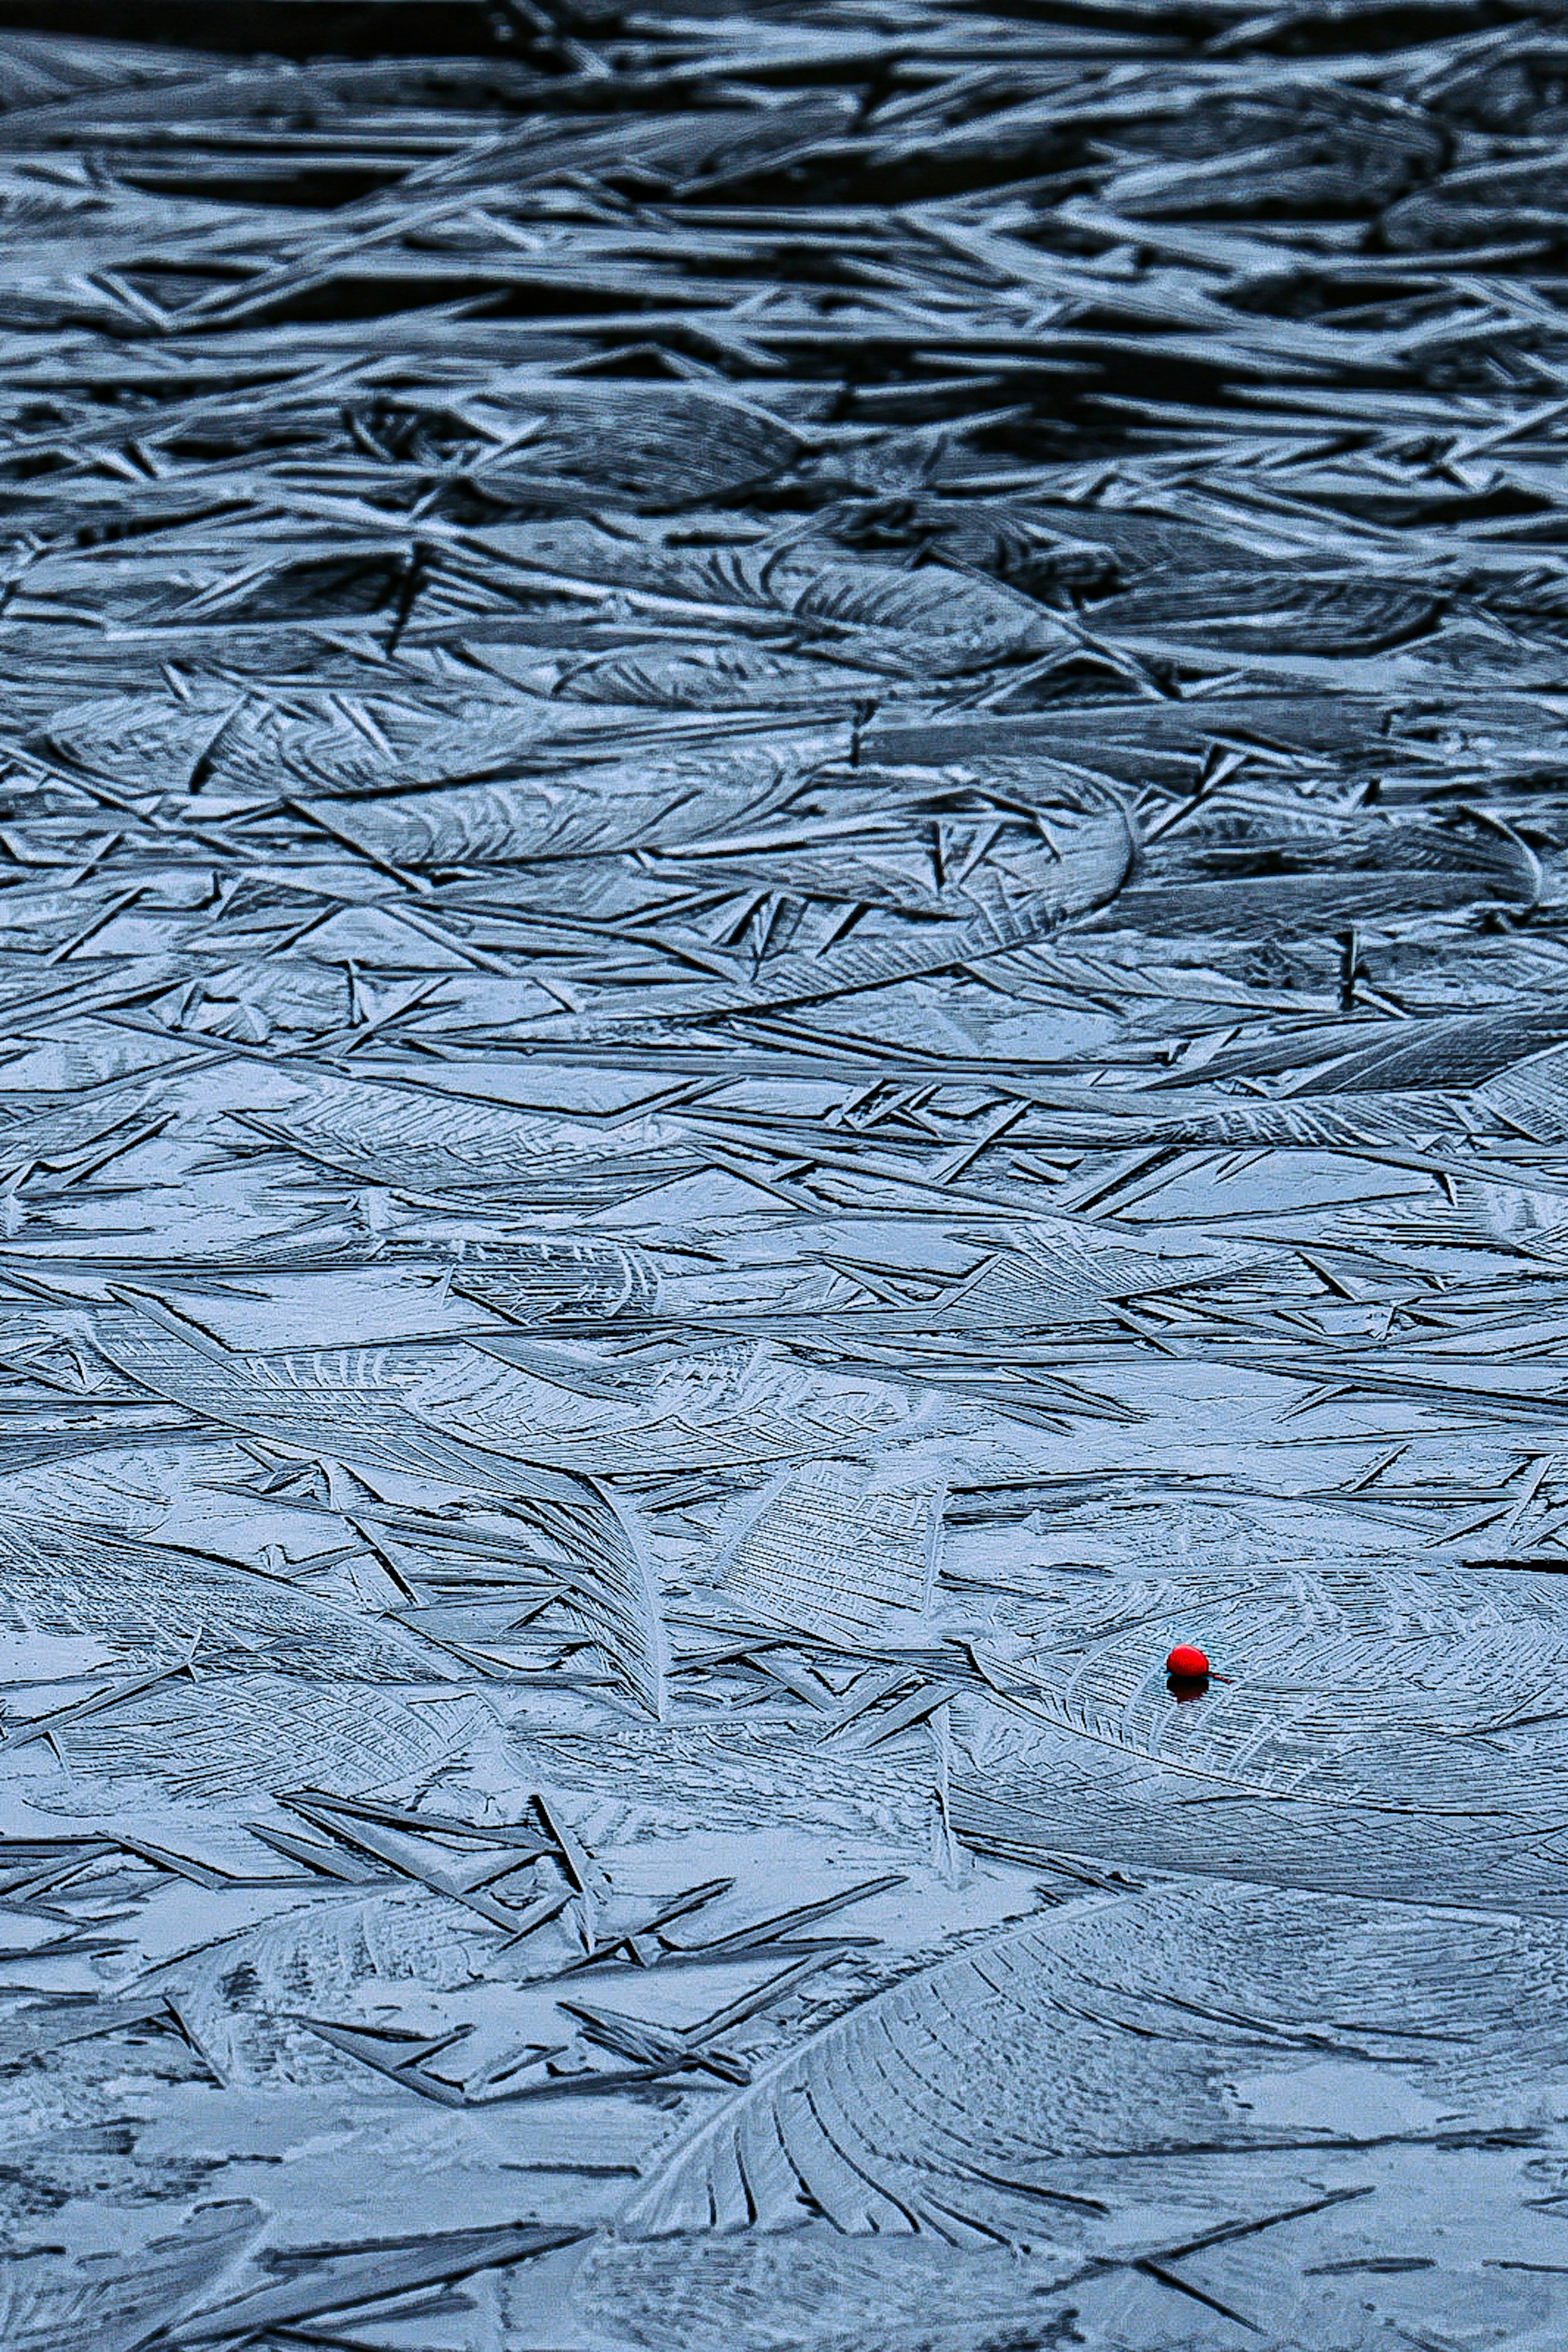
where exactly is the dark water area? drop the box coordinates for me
[0,3,1567,2345]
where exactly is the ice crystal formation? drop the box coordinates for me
[1,0,1568,2344]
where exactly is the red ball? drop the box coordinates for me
[1166,1644,1210,1679]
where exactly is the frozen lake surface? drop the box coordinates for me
[2,2,1568,2344]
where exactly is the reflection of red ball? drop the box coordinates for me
[1166,1644,1210,1678]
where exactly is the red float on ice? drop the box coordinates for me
[1165,1644,1210,1679]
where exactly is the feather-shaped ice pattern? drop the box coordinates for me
[0,1513,445,1679]
[233,1079,704,1203]
[30,1675,486,1811]
[430,378,806,506]
[91,1309,667,1713]
[952,1566,1568,1913]
[605,1879,1568,2257]
[968,1028,1568,1153]
[567,2214,1532,2352]
[514,804,1134,1037]
[564,2229,1085,2352]
[405,1341,930,1472]
[148,1888,501,2087]
[34,683,825,802]
[480,523,1071,672]
[296,726,844,864]
[512,1722,937,1848]
[91,1309,545,1489]
[448,1234,663,1327]
[933,1221,1253,1327]
[1107,811,1540,940]
[712,1459,944,1644]
[1093,570,1440,657]
[0,2201,263,2352]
